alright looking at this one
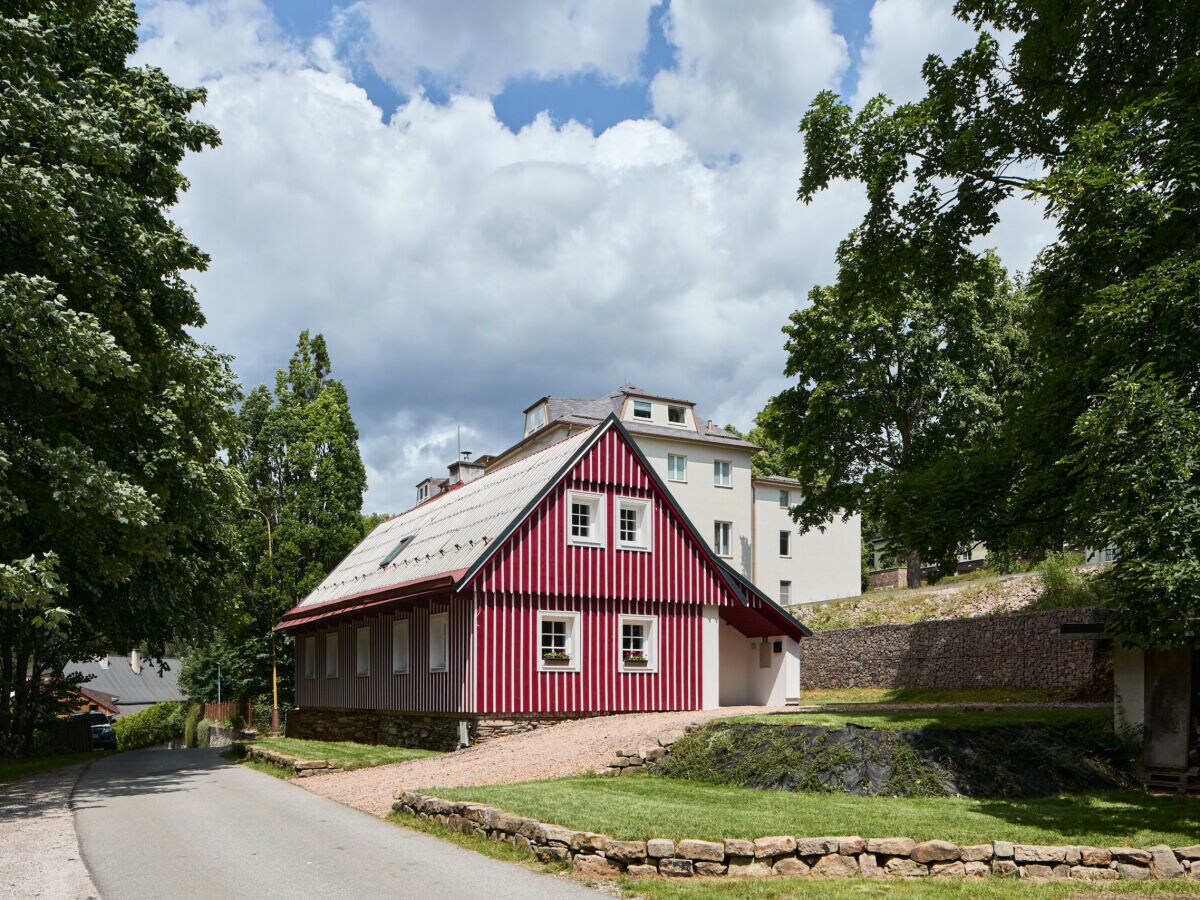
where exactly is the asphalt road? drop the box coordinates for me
[73,749,600,899]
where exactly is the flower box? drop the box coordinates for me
[542,652,571,665]
[622,652,649,666]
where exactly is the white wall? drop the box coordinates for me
[753,483,861,605]
[701,605,720,710]
[717,621,793,706]
[1114,646,1145,733]
[637,436,755,578]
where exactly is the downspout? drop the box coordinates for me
[750,480,757,583]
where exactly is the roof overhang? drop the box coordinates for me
[276,572,464,631]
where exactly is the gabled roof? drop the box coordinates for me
[290,425,598,612]
[66,657,186,706]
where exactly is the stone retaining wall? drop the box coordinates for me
[236,742,344,777]
[801,606,1111,696]
[285,707,598,751]
[391,790,1197,883]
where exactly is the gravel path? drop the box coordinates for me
[0,763,99,899]
[298,707,780,818]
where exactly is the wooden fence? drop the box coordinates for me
[203,700,254,728]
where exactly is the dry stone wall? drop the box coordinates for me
[801,606,1110,695]
[392,790,1198,882]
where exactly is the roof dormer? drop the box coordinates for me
[523,398,548,436]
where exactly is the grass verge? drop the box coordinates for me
[0,750,112,783]
[250,737,439,769]
[386,811,571,875]
[623,875,1200,899]
[726,708,1110,731]
[794,688,1070,706]
[437,775,1200,847]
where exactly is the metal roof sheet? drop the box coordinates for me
[66,657,186,705]
[297,426,597,609]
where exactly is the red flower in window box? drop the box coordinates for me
[542,651,571,662]
[622,651,648,663]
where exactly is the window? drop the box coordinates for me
[392,618,409,674]
[632,399,652,419]
[617,498,652,551]
[429,611,449,672]
[524,403,547,435]
[667,404,687,425]
[714,521,731,557]
[566,491,604,547]
[779,489,790,508]
[325,631,338,678]
[356,626,371,676]
[417,483,429,502]
[619,615,658,672]
[667,454,687,482]
[779,530,791,557]
[303,636,316,679]
[779,580,792,604]
[538,610,580,672]
[380,534,414,567]
[713,460,731,487]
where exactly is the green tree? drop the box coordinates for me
[763,253,1025,587]
[797,0,1199,641]
[0,1,243,754]
[181,333,368,709]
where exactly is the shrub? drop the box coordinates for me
[226,707,247,732]
[195,717,213,748]
[1032,551,1105,610]
[113,702,188,750]
[183,703,203,748]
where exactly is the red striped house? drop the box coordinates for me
[278,415,808,748]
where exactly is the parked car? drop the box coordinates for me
[71,711,117,749]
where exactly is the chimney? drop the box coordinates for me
[447,453,485,485]
[706,419,713,434]
[130,649,141,674]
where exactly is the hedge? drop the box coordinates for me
[113,701,188,750]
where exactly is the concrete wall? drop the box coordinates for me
[1113,645,1145,732]
[717,622,795,706]
[753,483,861,605]
[800,606,1111,697]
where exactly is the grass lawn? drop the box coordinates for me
[795,687,1071,706]
[436,775,1200,847]
[251,737,439,769]
[625,876,1200,899]
[725,707,1111,731]
[0,750,111,783]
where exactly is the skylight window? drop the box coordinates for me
[379,535,414,567]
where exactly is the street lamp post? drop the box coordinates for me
[245,508,281,734]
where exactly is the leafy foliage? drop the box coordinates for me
[113,701,188,751]
[790,0,1200,640]
[0,1,243,754]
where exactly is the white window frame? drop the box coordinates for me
[632,399,652,419]
[392,618,409,674]
[714,521,732,557]
[667,454,687,483]
[616,497,652,552]
[666,404,687,426]
[779,580,792,605]
[779,489,790,508]
[524,403,547,436]
[356,626,371,677]
[303,635,316,679]
[417,483,429,502]
[566,490,605,548]
[779,530,791,558]
[325,631,339,678]
[537,610,581,673]
[713,459,732,488]
[429,611,449,673]
[617,614,658,673]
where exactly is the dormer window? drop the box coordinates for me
[524,403,547,436]
[632,400,652,420]
[417,483,429,503]
[667,404,687,425]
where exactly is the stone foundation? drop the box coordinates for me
[285,707,599,752]
[392,790,1199,883]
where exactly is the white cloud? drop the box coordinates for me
[341,0,658,97]
[650,0,848,160]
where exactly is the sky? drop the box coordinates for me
[132,0,1053,515]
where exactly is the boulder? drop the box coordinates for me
[727,859,773,877]
[867,837,916,856]
[773,857,810,877]
[960,844,992,863]
[1070,865,1118,881]
[626,864,658,878]
[931,861,966,877]
[724,839,755,857]
[1148,845,1186,880]
[1079,847,1111,866]
[884,857,927,877]
[677,839,725,862]
[963,861,988,877]
[993,841,1015,858]
[991,859,1019,877]
[695,862,728,876]
[859,853,879,878]
[754,836,797,859]
[811,854,859,878]
[912,841,960,864]
[1176,845,1200,861]
[646,839,675,858]
[573,854,621,877]
[533,823,575,845]
[835,836,866,855]
[640,746,667,761]
[795,837,838,856]
[1021,864,1055,879]
[659,858,695,877]
[1110,847,1152,865]
[1014,845,1067,864]
[570,832,607,852]
[1116,863,1151,881]
[658,729,686,747]
[605,840,648,862]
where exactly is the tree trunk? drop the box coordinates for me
[905,550,923,589]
